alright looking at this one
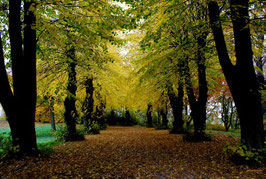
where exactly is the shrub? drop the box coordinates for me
[225,143,266,165]
[99,123,107,130]
[0,133,19,159]
[37,141,59,154]
[105,109,139,126]
[55,125,84,142]
[206,123,226,131]
[54,125,68,141]
[86,121,101,135]
[154,125,169,130]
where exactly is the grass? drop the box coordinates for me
[206,123,240,134]
[206,129,240,136]
[0,124,56,144]
[0,124,59,156]
[35,125,56,144]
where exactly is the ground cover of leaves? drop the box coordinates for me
[0,126,265,178]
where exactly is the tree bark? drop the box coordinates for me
[94,104,106,129]
[125,109,131,126]
[110,109,116,125]
[183,38,208,136]
[208,0,264,149]
[161,104,168,129]
[21,0,38,153]
[82,77,94,131]
[49,96,56,131]
[64,47,79,140]
[195,35,208,134]
[146,103,153,127]
[157,110,161,127]
[168,83,185,133]
[0,0,38,154]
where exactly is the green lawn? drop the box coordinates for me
[206,129,240,136]
[0,124,56,144]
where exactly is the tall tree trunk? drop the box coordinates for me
[49,96,56,131]
[168,83,185,134]
[82,77,94,131]
[220,95,231,131]
[183,35,208,136]
[22,0,38,153]
[208,0,264,149]
[64,47,79,141]
[94,87,106,129]
[0,0,38,154]
[195,35,208,134]
[157,110,161,127]
[95,105,106,129]
[146,103,153,127]
[161,104,168,129]
[0,32,18,147]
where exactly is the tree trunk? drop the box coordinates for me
[195,35,208,134]
[95,104,106,129]
[168,83,185,133]
[0,31,18,149]
[146,103,153,127]
[183,43,208,137]
[64,47,79,140]
[82,77,94,131]
[157,110,161,127]
[161,104,168,129]
[109,109,116,125]
[208,0,264,150]
[0,0,38,154]
[125,109,131,126]
[49,97,56,131]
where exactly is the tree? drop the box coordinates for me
[63,45,81,141]
[82,77,94,132]
[0,0,38,154]
[208,0,264,149]
[219,94,234,131]
[168,83,185,134]
[146,103,153,127]
[160,103,169,129]
[36,0,128,135]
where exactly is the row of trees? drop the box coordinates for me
[0,0,131,154]
[120,0,264,149]
[0,0,264,155]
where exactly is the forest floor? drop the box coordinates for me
[0,126,265,178]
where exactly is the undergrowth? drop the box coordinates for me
[224,142,266,166]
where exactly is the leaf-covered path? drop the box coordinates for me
[0,126,265,178]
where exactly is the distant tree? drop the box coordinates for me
[219,95,234,131]
[82,77,94,132]
[168,83,185,134]
[125,109,131,126]
[146,103,153,127]
[160,103,169,129]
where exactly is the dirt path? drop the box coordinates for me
[0,126,265,178]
